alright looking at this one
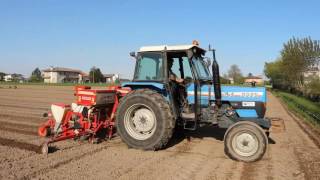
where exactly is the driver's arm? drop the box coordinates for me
[169,73,184,83]
[175,77,184,83]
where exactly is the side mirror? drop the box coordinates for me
[130,52,136,58]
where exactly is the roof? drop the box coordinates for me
[245,75,262,79]
[139,44,206,53]
[43,67,84,74]
[103,74,116,78]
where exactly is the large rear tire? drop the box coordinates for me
[116,89,175,150]
[224,121,268,162]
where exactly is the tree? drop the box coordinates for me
[220,73,230,84]
[264,37,320,93]
[220,76,230,84]
[29,68,43,82]
[227,64,244,84]
[0,72,5,81]
[12,73,25,82]
[248,72,253,77]
[306,77,320,96]
[280,37,320,90]
[89,66,104,83]
[264,58,287,89]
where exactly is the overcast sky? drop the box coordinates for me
[0,0,319,78]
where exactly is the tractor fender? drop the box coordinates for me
[218,115,271,130]
[121,82,166,95]
[235,118,271,129]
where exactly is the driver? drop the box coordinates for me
[167,58,190,113]
[168,58,184,83]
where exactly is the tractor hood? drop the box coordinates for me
[187,85,267,105]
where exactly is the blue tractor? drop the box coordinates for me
[116,42,270,162]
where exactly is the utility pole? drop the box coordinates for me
[92,66,96,83]
[93,70,95,83]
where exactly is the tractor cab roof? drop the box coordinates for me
[139,44,206,54]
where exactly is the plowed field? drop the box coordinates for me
[0,85,319,180]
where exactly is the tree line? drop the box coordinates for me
[264,37,320,100]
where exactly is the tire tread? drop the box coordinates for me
[116,89,175,150]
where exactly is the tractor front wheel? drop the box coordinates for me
[116,89,175,150]
[224,121,268,162]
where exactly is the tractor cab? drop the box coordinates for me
[125,42,213,129]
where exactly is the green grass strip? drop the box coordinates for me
[272,90,320,128]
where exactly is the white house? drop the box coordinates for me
[42,67,87,83]
[3,74,24,82]
[4,74,13,82]
[304,57,320,82]
[104,74,119,83]
[244,75,264,85]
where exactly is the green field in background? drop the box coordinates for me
[272,90,320,128]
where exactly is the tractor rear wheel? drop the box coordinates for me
[116,89,175,150]
[224,121,268,162]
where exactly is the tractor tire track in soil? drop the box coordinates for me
[0,139,122,179]
[0,106,46,115]
[0,114,44,123]
[0,120,39,136]
[0,118,40,127]
[0,126,37,136]
[0,137,41,153]
[240,162,258,180]
[116,139,201,180]
[25,140,124,179]
[0,121,38,130]
[0,86,319,180]
[239,140,274,180]
[0,97,72,105]
[0,103,48,111]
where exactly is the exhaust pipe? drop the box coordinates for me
[210,45,222,107]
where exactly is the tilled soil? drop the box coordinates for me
[0,86,319,180]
